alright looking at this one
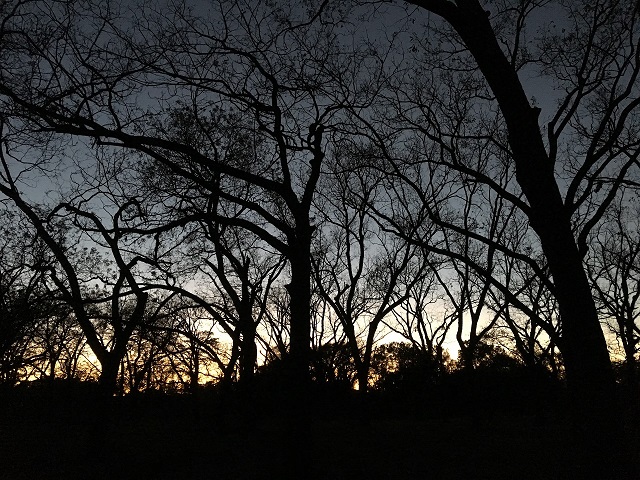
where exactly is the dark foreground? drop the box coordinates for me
[0,382,638,479]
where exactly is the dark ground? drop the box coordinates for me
[0,382,637,479]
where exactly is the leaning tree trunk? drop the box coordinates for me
[410,0,617,398]
[458,4,620,475]
[406,1,626,474]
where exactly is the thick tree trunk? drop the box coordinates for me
[623,326,639,393]
[439,0,615,399]
[285,235,312,391]
[281,228,313,477]
[239,320,257,386]
[532,211,613,391]
[356,356,370,394]
[459,336,480,372]
[405,2,629,473]
[98,355,120,397]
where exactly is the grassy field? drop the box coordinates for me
[0,385,636,479]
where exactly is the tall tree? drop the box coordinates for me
[0,207,55,384]
[0,0,374,389]
[313,156,437,391]
[587,198,640,392]
[368,0,639,472]
[0,153,152,394]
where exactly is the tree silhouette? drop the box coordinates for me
[313,160,436,392]
[587,198,640,393]
[345,1,639,470]
[0,208,57,384]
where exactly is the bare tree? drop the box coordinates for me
[384,263,452,367]
[0,168,155,394]
[587,198,640,391]
[490,247,561,373]
[0,207,55,384]
[393,0,638,401]
[0,0,380,390]
[313,159,436,391]
[354,0,639,471]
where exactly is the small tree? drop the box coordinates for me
[587,199,640,392]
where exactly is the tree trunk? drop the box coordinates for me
[533,212,613,390]
[356,356,370,394]
[98,354,120,397]
[285,229,313,391]
[406,2,628,473]
[239,321,257,387]
[190,338,200,394]
[460,335,480,371]
[421,0,616,392]
[623,324,639,393]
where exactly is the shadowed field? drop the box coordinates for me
[0,384,609,480]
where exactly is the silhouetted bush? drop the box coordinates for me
[371,342,449,394]
[309,342,357,389]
